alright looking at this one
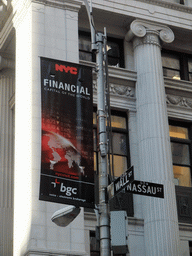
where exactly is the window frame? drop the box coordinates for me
[90,230,100,256]
[169,120,192,224]
[93,108,133,217]
[162,49,192,81]
[169,119,192,187]
[93,108,130,178]
[79,31,125,68]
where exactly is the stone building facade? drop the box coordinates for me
[1,0,192,255]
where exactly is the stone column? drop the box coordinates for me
[128,19,180,256]
[0,71,15,256]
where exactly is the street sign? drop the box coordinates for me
[126,180,164,198]
[108,166,134,200]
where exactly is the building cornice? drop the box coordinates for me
[136,0,192,13]
[24,249,87,256]
[32,0,82,12]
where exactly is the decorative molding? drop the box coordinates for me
[133,30,161,48]
[93,81,135,98]
[166,94,192,109]
[110,83,134,97]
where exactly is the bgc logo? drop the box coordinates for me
[55,64,77,75]
[60,184,77,196]
[51,179,77,197]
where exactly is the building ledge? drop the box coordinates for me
[80,60,137,84]
[165,77,192,94]
[179,222,192,231]
[136,0,192,13]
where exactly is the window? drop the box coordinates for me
[188,58,192,81]
[90,231,100,256]
[162,50,192,81]
[93,109,133,216]
[93,109,129,178]
[162,52,181,80]
[169,121,192,224]
[79,31,124,68]
[169,121,192,187]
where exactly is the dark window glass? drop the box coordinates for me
[171,142,190,166]
[162,50,192,81]
[79,33,93,62]
[189,241,192,256]
[188,58,192,81]
[79,31,124,68]
[90,231,100,256]
[162,52,181,80]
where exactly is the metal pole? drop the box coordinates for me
[81,2,111,255]
[96,32,110,256]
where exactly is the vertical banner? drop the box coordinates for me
[39,57,94,208]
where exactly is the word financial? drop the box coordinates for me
[43,79,90,95]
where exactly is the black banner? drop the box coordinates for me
[39,57,94,208]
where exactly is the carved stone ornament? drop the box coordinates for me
[133,30,161,48]
[126,19,174,45]
[93,82,134,97]
[110,84,134,97]
[166,94,192,109]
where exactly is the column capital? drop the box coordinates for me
[125,19,174,44]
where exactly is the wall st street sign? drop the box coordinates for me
[107,166,164,200]
[126,180,164,198]
[107,166,134,200]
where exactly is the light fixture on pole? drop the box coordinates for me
[51,205,81,227]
